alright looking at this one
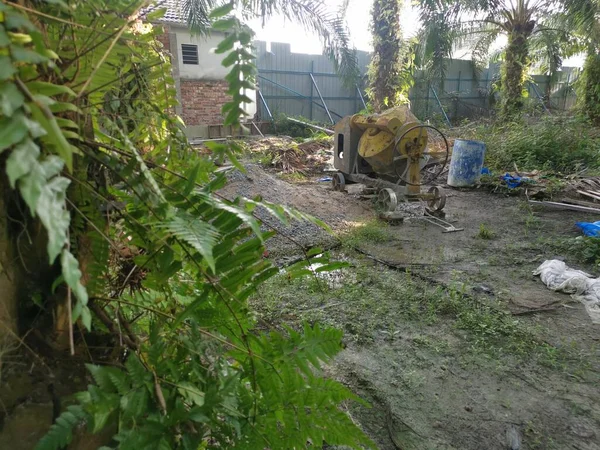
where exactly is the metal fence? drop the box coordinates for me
[410,61,579,123]
[255,41,579,125]
[255,41,371,124]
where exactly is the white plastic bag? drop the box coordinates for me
[533,259,600,324]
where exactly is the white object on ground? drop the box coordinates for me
[533,259,600,324]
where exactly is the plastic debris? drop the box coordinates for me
[481,167,491,175]
[576,221,600,237]
[317,176,332,182]
[506,425,522,450]
[501,173,531,189]
[533,259,600,324]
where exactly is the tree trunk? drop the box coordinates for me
[583,51,600,124]
[0,173,20,348]
[368,0,404,112]
[501,25,533,118]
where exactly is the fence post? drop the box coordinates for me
[455,70,461,119]
[309,60,314,121]
[565,72,571,110]
[484,70,489,112]
[425,81,430,117]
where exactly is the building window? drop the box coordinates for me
[182,44,199,65]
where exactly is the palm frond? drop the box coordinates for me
[470,27,500,78]
[529,27,565,77]
[183,0,219,35]
[415,1,463,82]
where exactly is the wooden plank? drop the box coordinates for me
[529,200,600,214]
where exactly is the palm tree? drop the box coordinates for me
[367,0,414,111]
[181,0,359,83]
[563,0,600,122]
[416,0,567,118]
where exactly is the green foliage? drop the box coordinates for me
[0,1,373,448]
[464,116,600,174]
[476,223,495,240]
[35,405,87,450]
[580,53,600,124]
[0,0,91,325]
[570,236,600,267]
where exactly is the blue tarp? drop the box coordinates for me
[576,221,600,237]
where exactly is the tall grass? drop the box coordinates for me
[462,116,600,174]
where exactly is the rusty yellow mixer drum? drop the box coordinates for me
[332,105,449,212]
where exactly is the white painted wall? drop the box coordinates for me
[172,26,257,118]
[174,27,229,79]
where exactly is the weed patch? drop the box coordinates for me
[340,220,394,248]
[461,116,600,175]
[250,256,587,371]
[476,223,496,240]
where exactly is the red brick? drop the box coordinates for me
[180,79,230,126]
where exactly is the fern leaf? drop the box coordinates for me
[162,211,220,272]
[125,354,151,387]
[34,405,87,450]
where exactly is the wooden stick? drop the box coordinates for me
[529,200,600,213]
[563,198,600,209]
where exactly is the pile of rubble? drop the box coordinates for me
[244,136,332,174]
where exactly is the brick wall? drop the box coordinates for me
[155,26,170,55]
[180,79,230,126]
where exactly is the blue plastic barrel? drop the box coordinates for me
[447,139,486,187]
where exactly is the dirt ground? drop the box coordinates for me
[230,164,600,450]
[2,162,599,450]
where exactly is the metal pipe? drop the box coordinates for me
[262,95,361,101]
[287,117,334,134]
[309,73,334,124]
[258,69,343,77]
[528,81,551,115]
[356,84,367,109]
[257,89,273,120]
[251,121,265,137]
[430,87,451,127]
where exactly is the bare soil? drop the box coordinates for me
[238,164,600,450]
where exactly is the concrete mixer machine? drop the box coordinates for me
[331,106,450,213]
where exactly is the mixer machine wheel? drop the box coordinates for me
[393,124,449,186]
[332,172,346,191]
[426,186,446,212]
[377,188,398,212]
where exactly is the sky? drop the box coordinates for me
[249,0,420,54]
[248,0,584,68]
